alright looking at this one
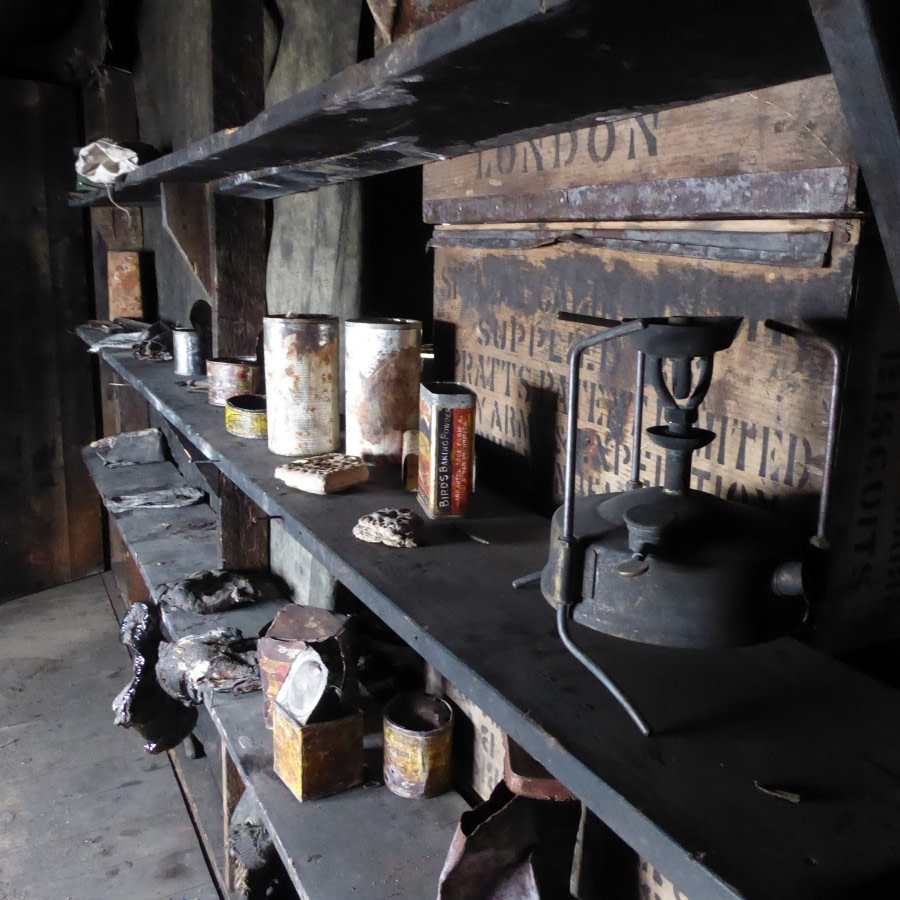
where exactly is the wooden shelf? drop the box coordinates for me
[81,438,468,899]
[69,0,827,206]
[82,345,900,900]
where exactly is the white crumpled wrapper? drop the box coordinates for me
[76,138,139,185]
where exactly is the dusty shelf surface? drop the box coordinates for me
[69,0,827,206]
[79,346,900,900]
[82,439,468,898]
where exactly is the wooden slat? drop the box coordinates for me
[211,0,264,131]
[423,75,857,223]
[219,472,270,573]
[99,359,150,438]
[39,81,104,586]
[221,743,245,893]
[811,0,900,304]
[70,0,830,206]
[161,182,213,296]
[209,194,267,357]
[0,78,103,600]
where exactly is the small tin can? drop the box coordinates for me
[172,328,206,377]
[264,314,339,457]
[383,692,453,799]
[225,394,267,439]
[206,356,263,407]
[417,382,476,519]
[344,318,422,464]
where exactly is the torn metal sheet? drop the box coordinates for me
[156,627,260,705]
[112,601,197,753]
[259,605,357,727]
[106,485,205,513]
[154,569,258,614]
[438,782,581,899]
[91,428,166,467]
[120,601,163,655]
[275,646,347,726]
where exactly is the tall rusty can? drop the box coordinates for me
[206,356,263,406]
[264,314,340,457]
[344,318,422,464]
[418,382,476,519]
[383,692,453,799]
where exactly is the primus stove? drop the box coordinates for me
[530,316,840,735]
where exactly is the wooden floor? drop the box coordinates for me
[0,574,217,900]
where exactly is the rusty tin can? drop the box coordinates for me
[225,394,267,439]
[264,314,340,457]
[383,692,453,799]
[172,328,206,377]
[206,356,263,407]
[417,382,476,519]
[344,318,422,463]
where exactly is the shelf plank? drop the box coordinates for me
[80,446,281,638]
[85,347,900,900]
[211,691,467,899]
[69,0,828,206]
[81,450,222,595]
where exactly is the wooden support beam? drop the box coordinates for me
[208,0,267,356]
[211,0,264,131]
[811,0,900,300]
[221,744,245,893]
[161,182,213,296]
[219,472,269,572]
[210,195,267,357]
[99,359,149,437]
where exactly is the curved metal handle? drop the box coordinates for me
[563,319,648,538]
[764,320,842,549]
[557,603,652,736]
[557,318,652,736]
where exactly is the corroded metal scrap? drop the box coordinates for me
[154,569,258,614]
[112,602,197,754]
[156,627,260,705]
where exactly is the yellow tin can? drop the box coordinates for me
[225,394,267,439]
[383,692,453,799]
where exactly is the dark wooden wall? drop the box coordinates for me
[0,78,102,601]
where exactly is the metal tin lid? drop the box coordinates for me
[346,318,422,330]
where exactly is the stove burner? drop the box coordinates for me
[521,315,841,736]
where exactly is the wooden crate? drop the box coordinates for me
[107,250,144,319]
[424,75,855,224]
[424,75,900,654]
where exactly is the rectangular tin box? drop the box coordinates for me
[272,705,363,802]
[417,381,476,519]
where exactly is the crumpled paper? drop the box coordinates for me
[106,485,205,513]
[76,138,139,185]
